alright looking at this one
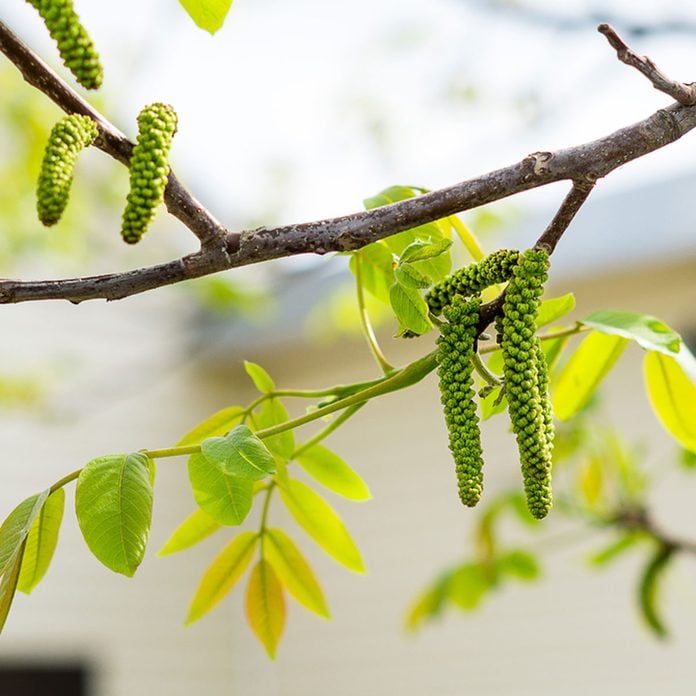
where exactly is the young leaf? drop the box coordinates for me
[177,406,245,446]
[389,282,431,336]
[400,238,452,264]
[178,0,233,34]
[579,457,604,507]
[496,550,540,581]
[17,488,65,594]
[75,453,153,577]
[0,490,50,576]
[447,563,491,611]
[202,425,276,480]
[254,398,295,462]
[644,352,696,453]
[265,528,330,618]
[278,479,365,573]
[349,244,394,305]
[188,453,253,526]
[0,541,25,634]
[638,544,674,639]
[536,293,576,328]
[589,533,644,567]
[553,331,628,420]
[404,584,445,631]
[245,559,286,659]
[583,310,681,356]
[295,444,371,501]
[158,508,222,557]
[186,531,258,624]
[394,263,431,290]
[244,361,275,393]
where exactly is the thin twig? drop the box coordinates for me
[598,23,696,105]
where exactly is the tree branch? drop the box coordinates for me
[1,20,696,304]
[0,20,228,248]
[598,23,696,105]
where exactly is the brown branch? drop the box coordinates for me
[1,20,696,304]
[598,23,696,105]
[0,20,228,248]
[611,507,696,556]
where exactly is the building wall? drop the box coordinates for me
[1,256,695,695]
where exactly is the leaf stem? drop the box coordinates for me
[471,352,502,388]
[49,469,81,494]
[354,253,395,374]
[292,403,365,459]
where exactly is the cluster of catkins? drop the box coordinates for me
[428,248,554,519]
[30,1,178,240]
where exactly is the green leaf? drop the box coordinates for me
[244,361,275,393]
[186,531,258,624]
[680,448,696,471]
[0,541,25,634]
[579,456,604,507]
[17,488,65,594]
[265,528,330,618]
[583,310,681,355]
[157,508,222,556]
[394,262,431,290]
[254,399,295,462]
[177,405,245,446]
[553,331,628,420]
[400,238,452,264]
[202,425,276,480]
[389,282,431,336]
[178,0,233,34]
[447,563,491,610]
[638,544,674,639]
[536,293,576,328]
[0,490,49,577]
[278,479,365,573]
[404,584,446,631]
[295,444,371,501]
[589,533,644,567]
[75,453,153,577]
[245,559,286,659]
[188,453,253,525]
[349,244,395,305]
[497,550,540,581]
[644,352,696,452]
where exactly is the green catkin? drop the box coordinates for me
[437,296,484,507]
[26,0,103,90]
[36,114,98,226]
[426,249,520,316]
[121,103,178,244]
[499,248,553,519]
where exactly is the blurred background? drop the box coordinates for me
[1,0,696,694]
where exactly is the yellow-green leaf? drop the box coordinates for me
[186,531,258,624]
[553,331,628,420]
[638,544,674,639]
[265,528,330,618]
[0,541,25,634]
[644,352,696,452]
[157,508,221,557]
[17,488,65,594]
[177,406,245,446]
[178,0,233,34]
[0,490,49,576]
[579,457,603,507]
[536,293,576,328]
[245,559,285,659]
[295,444,371,501]
[244,361,275,393]
[254,398,295,462]
[75,453,153,577]
[278,479,365,573]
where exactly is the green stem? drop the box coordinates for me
[49,469,81,494]
[145,444,200,459]
[292,403,365,459]
[258,483,276,558]
[354,253,395,374]
[471,352,502,388]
